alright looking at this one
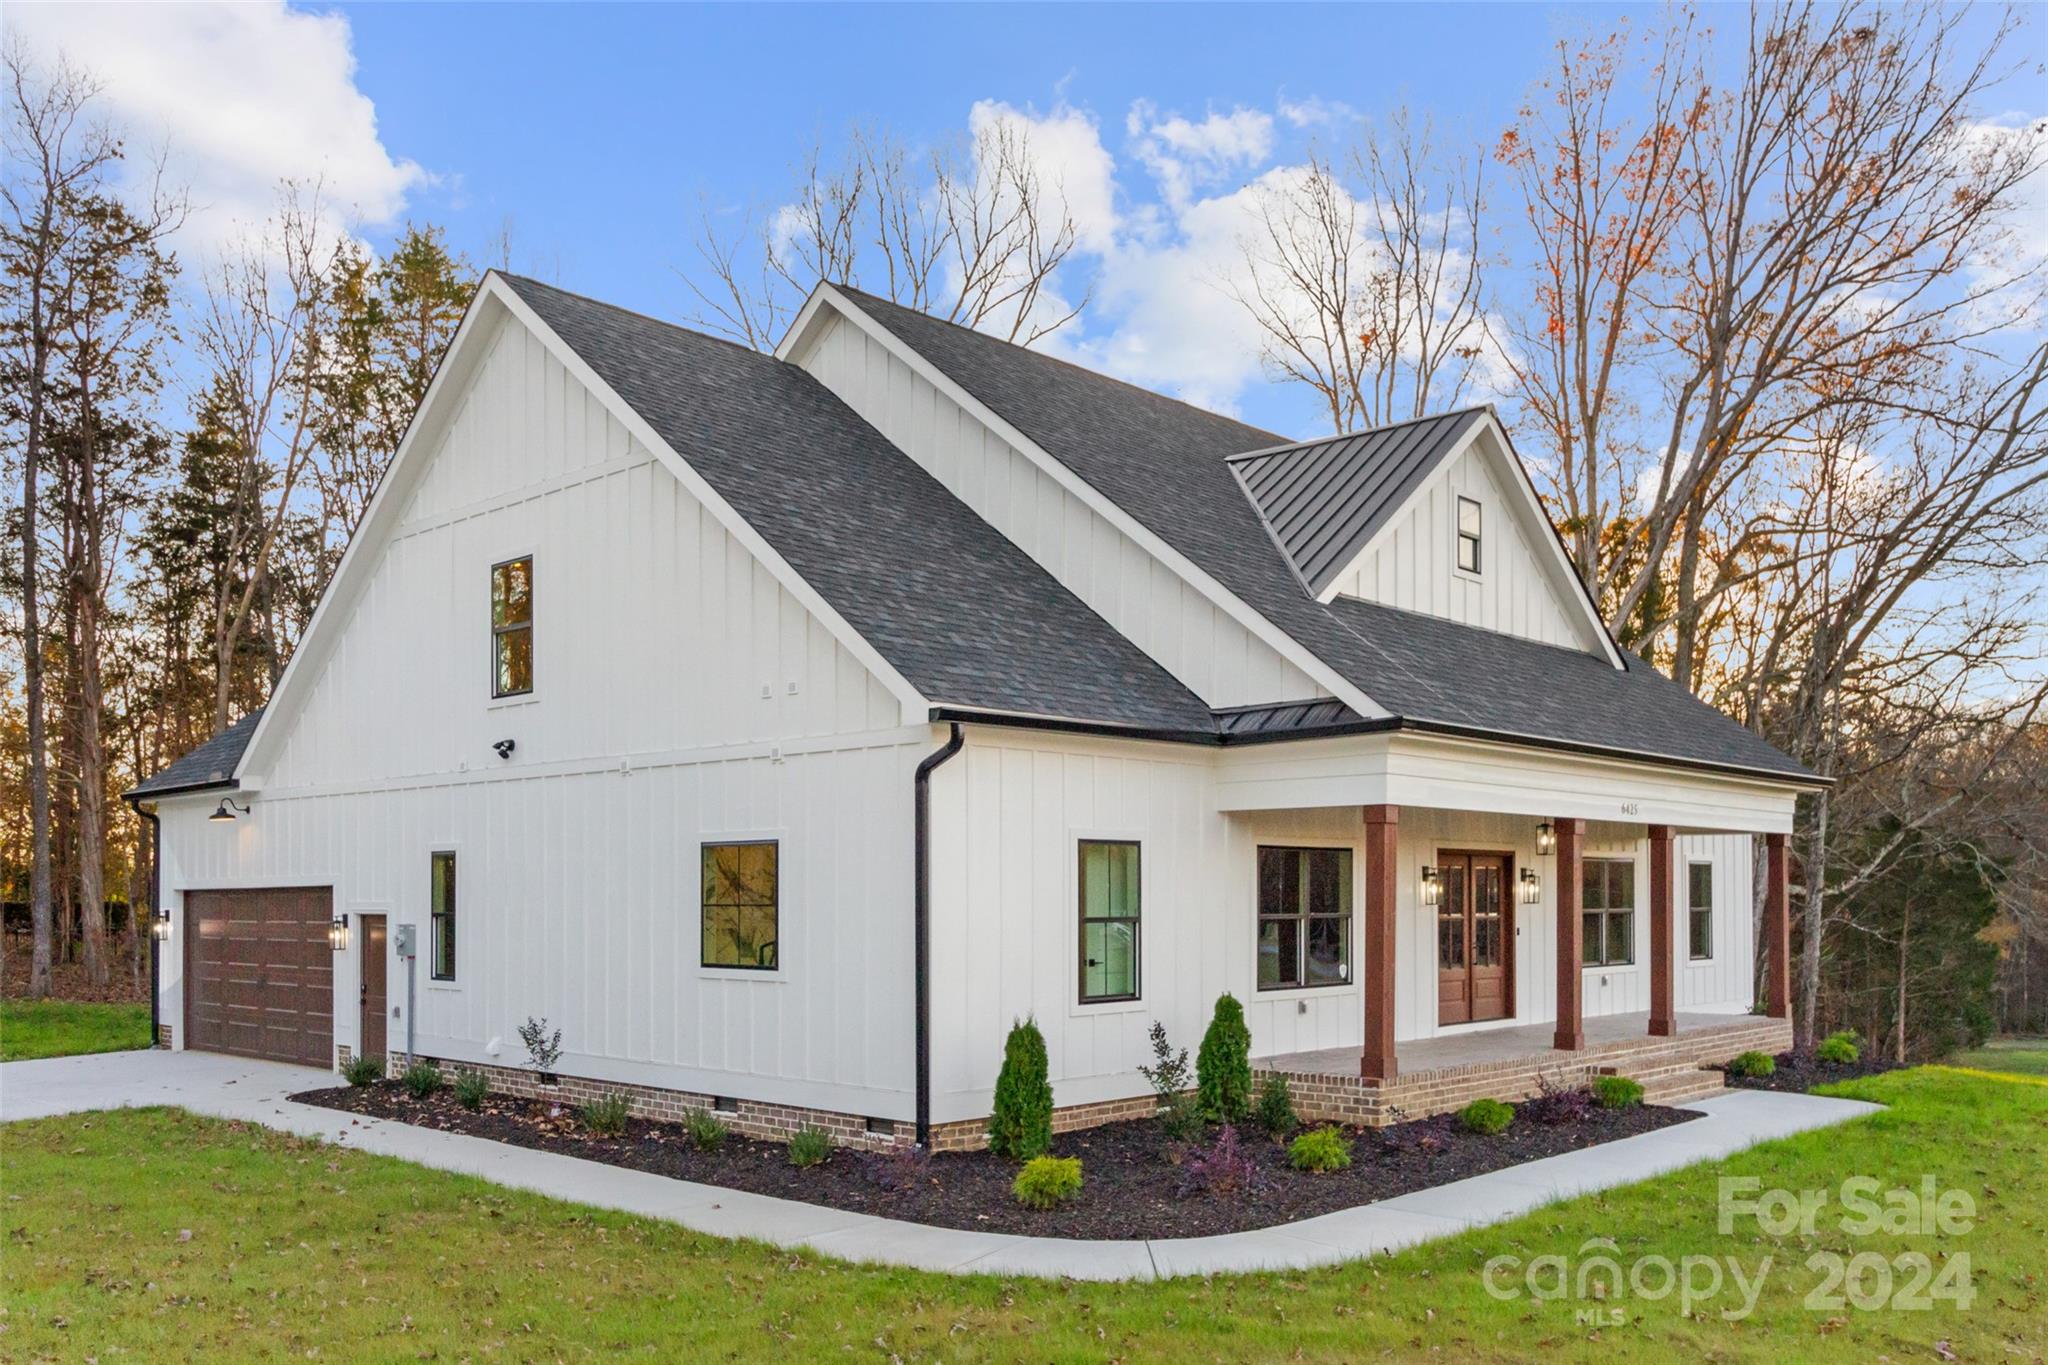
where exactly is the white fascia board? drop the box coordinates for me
[492,277,933,725]
[236,283,510,782]
[785,284,1388,720]
[1316,411,1626,669]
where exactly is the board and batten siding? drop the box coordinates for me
[158,310,926,1121]
[1326,431,1600,652]
[795,308,1323,710]
[925,727,1761,1124]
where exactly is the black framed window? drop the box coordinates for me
[1580,858,1635,967]
[1456,496,1483,573]
[491,555,533,697]
[702,841,778,970]
[1688,861,1714,960]
[1257,846,1352,990]
[1078,840,1140,1003]
[430,851,457,981]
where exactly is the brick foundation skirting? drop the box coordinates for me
[929,1091,1168,1154]
[393,1054,913,1153]
[1256,1017,1795,1128]
[155,1024,173,1049]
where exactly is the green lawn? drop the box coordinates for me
[1948,1036,2048,1078]
[0,999,152,1062]
[1,1068,2040,1362]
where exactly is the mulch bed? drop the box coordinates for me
[294,1081,1699,1240]
[1719,1050,1908,1093]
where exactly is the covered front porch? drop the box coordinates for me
[1219,727,1803,1123]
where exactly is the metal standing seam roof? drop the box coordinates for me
[1230,408,1489,595]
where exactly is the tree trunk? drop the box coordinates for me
[1797,790,1830,1052]
[1895,903,1910,1064]
[19,281,54,1001]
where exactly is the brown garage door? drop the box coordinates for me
[184,887,334,1067]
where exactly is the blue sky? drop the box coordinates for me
[12,2,2046,439]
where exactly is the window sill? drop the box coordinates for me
[1255,981,1358,998]
[697,967,787,984]
[1069,996,1147,1019]
[424,978,463,992]
[486,693,538,712]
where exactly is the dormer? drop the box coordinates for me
[1230,407,1621,664]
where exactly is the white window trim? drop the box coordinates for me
[1687,858,1716,962]
[1068,827,1148,1018]
[697,828,790,983]
[424,845,462,991]
[489,551,536,702]
[1252,836,1362,997]
[1453,494,1484,581]
[1580,854,1643,973]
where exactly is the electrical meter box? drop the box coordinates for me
[394,924,417,958]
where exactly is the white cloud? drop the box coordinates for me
[7,1,423,262]
[968,99,1118,254]
[1126,102,1274,211]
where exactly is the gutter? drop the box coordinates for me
[925,706,1832,790]
[122,795,162,1045]
[912,722,964,1148]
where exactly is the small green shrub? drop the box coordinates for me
[402,1060,444,1098]
[1197,993,1253,1122]
[1287,1125,1352,1173]
[453,1069,490,1110]
[580,1092,631,1136]
[1817,1031,1861,1065]
[341,1053,384,1087]
[988,1017,1054,1160]
[1012,1154,1083,1209]
[1137,1019,1201,1141]
[685,1108,728,1153]
[1728,1050,1777,1078]
[787,1125,833,1168]
[1459,1098,1515,1135]
[1592,1075,1644,1109]
[1251,1073,1298,1135]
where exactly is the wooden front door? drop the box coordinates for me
[1436,852,1514,1025]
[359,915,388,1062]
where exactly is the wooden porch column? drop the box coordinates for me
[1553,818,1586,1050]
[1361,804,1399,1083]
[1647,824,1677,1036]
[1764,831,1791,1019]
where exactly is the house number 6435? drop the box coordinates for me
[1619,802,1640,816]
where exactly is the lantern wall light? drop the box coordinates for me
[1420,865,1441,906]
[1535,821,1556,856]
[329,915,350,951]
[1519,868,1542,904]
[151,908,172,942]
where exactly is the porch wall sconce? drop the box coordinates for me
[328,915,350,952]
[1535,821,1556,856]
[151,908,172,942]
[209,798,251,822]
[1420,865,1442,906]
[1519,868,1542,904]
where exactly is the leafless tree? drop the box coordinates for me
[1235,111,1490,434]
[686,119,1088,351]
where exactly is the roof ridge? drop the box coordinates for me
[832,283,1288,447]
[1224,404,1493,464]
[493,271,780,366]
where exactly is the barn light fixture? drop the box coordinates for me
[209,798,250,822]
[151,908,172,942]
[329,915,349,951]
[1519,868,1542,905]
[1420,865,1441,906]
[1535,821,1556,856]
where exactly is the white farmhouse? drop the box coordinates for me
[130,274,1817,1149]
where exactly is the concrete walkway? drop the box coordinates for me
[0,1050,1880,1281]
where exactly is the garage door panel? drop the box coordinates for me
[184,887,333,1068]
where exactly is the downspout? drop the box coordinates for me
[124,796,161,1045]
[913,722,964,1149]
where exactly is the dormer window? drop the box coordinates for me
[1456,497,1482,574]
[491,555,533,697]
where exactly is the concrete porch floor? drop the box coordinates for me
[1258,1010,1763,1078]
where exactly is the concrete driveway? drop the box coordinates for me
[0,1048,1883,1281]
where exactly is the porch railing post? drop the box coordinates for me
[1648,824,1677,1036]
[1553,817,1586,1050]
[1361,804,1398,1083]
[1765,831,1791,1019]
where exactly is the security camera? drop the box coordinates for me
[492,738,516,760]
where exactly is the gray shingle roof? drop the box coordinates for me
[501,275,1216,732]
[128,708,263,797]
[840,288,1815,782]
[1230,409,1488,594]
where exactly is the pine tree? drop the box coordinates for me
[1197,994,1253,1122]
[987,1017,1053,1160]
